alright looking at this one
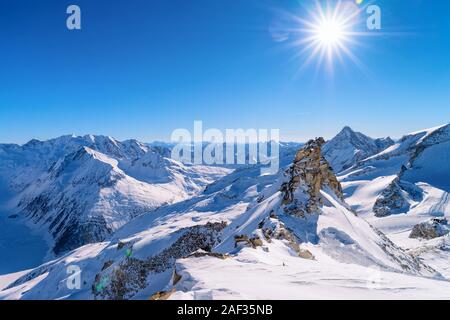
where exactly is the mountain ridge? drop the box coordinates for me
[322,126,394,173]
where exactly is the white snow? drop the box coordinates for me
[1,126,450,300]
[171,246,450,300]
[0,270,31,291]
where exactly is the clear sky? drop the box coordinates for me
[0,0,449,144]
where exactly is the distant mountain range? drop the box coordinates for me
[0,135,232,255]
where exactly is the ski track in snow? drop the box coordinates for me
[429,192,449,217]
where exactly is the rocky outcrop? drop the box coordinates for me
[373,178,423,218]
[149,288,175,300]
[410,219,449,240]
[281,138,344,217]
[374,178,410,217]
[187,249,229,260]
[93,222,227,300]
[234,235,264,248]
[259,216,315,260]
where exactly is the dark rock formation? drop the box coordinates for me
[410,219,449,240]
[374,178,423,218]
[281,138,344,217]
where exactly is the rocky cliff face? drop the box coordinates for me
[281,138,344,217]
[373,178,423,217]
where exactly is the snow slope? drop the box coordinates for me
[338,124,450,278]
[340,124,450,216]
[2,138,444,300]
[171,246,450,300]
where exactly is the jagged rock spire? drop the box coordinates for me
[281,138,344,217]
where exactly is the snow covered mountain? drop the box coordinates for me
[0,135,148,192]
[340,124,450,277]
[2,137,445,300]
[0,135,231,256]
[1,126,449,300]
[323,126,394,173]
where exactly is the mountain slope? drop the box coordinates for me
[339,124,450,277]
[341,124,450,216]
[17,147,186,254]
[0,135,231,256]
[0,135,147,192]
[1,138,442,300]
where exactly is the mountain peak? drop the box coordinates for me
[341,126,354,133]
[323,127,394,173]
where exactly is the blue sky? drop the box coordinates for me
[0,0,449,143]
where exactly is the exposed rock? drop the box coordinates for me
[249,237,263,248]
[281,138,344,217]
[149,288,176,300]
[261,217,315,260]
[374,137,395,152]
[53,217,112,255]
[101,260,114,271]
[234,235,263,248]
[298,248,315,260]
[374,178,423,217]
[187,249,230,260]
[374,178,409,217]
[234,235,249,247]
[372,228,437,274]
[117,241,127,250]
[258,219,265,229]
[410,219,449,240]
[262,227,273,242]
[172,269,182,285]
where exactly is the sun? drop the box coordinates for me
[286,1,366,74]
[315,18,346,47]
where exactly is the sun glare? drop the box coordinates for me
[315,18,346,47]
[287,1,368,74]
